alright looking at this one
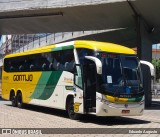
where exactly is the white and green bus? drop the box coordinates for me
[2,40,154,119]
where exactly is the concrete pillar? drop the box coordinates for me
[137,17,153,108]
[0,35,2,80]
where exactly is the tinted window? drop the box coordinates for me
[4,56,28,72]
[62,50,75,72]
[96,53,122,85]
[76,48,94,64]
[4,49,75,72]
[121,56,140,81]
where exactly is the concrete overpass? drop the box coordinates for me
[0,0,159,55]
[0,0,159,34]
[0,0,160,107]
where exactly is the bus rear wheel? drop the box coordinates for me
[17,92,23,108]
[10,92,17,107]
[67,99,81,120]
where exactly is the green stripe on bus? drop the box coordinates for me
[52,47,62,51]
[62,45,74,50]
[128,96,143,102]
[128,98,136,102]
[52,45,74,51]
[135,96,143,102]
[37,71,62,100]
[30,72,52,99]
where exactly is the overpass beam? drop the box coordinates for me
[137,17,153,108]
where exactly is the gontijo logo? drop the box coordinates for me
[13,74,33,81]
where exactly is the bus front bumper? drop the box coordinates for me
[96,100,144,116]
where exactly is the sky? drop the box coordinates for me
[152,44,160,49]
[0,35,11,46]
[0,36,4,45]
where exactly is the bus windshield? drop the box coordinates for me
[95,52,143,96]
[121,55,142,86]
[97,53,123,85]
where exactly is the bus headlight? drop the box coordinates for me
[102,95,110,105]
[96,96,102,102]
[97,95,110,104]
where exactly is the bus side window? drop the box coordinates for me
[64,62,69,70]
[28,54,39,71]
[30,64,34,71]
[4,59,13,72]
[42,63,47,71]
[62,49,75,72]
[49,63,54,70]
[10,66,14,72]
[19,65,24,71]
[16,56,28,72]
[24,60,29,71]
[50,51,63,71]
[53,59,59,70]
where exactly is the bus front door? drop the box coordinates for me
[74,62,97,114]
[83,60,97,113]
[73,64,84,114]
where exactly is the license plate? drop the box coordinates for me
[122,110,130,114]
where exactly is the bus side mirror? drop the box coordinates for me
[140,60,155,78]
[84,56,102,75]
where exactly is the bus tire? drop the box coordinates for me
[17,92,23,108]
[67,99,81,120]
[10,92,17,107]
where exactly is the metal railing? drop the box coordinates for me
[0,29,123,66]
[0,33,51,59]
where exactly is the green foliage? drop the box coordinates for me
[152,59,160,81]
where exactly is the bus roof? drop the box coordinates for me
[5,40,135,58]
[75,41,135,55]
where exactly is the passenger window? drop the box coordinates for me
[30,64,34,71]
[50,51,63,71]
[4,50,75,72]
[62,49,75,72]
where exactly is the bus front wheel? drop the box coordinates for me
[17,92,23,108]
[67,99,81,120]
[10,92,17,107]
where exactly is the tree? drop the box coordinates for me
[152,59,160,81]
